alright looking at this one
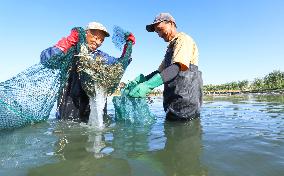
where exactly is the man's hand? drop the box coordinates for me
[121,33,135,58]
[126,33,135,45]
[129,73,163,98]
[123,74,146,95]
[128,82,151,98]
[55,29,79,53]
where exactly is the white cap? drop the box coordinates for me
[85,22,110,37]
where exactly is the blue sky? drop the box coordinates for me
[0,0,283,85]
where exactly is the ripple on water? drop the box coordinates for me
[1,94,284,176]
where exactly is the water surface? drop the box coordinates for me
[0,94,283,176]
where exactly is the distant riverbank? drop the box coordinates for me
[204,70,284,96]
[204,88,284,96]
[113,88,284,97]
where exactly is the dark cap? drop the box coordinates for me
[146,13,176,32]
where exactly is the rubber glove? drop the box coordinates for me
[126,33,135,45]
[121,33,135,58]
[129,73,163,98]
[55,29,79,53]
[123,74,146,95]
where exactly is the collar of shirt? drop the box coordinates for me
[169,32,181,44]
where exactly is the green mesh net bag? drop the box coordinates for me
[0,27,86,130]
[111,26,155,124]
[112,96,156,124]
[0,65,61,129]
[112,91,156,124]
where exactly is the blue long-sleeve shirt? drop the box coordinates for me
[90,49,118,65]
[40,46,119,68]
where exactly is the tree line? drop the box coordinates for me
[203,70,284,93]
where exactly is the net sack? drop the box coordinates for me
[112,91,155,124]
[0,27,86,130]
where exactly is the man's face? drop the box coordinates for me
[154,21,173,42]
[86,29,106,51]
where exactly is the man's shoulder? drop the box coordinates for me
[177,32,194,42]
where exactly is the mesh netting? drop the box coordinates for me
[112,25,130,50]
[0,65,61,129]
[111,27,156,124]
[112,91,156,124]
[0,25,150,130]
[0,27,86,130]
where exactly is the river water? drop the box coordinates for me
[0,94,283,176]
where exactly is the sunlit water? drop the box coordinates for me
[0,94,283,176]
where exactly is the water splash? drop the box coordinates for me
[88,85,107,129]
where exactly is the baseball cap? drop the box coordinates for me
[146,13,176,32]
[86,22,110,37]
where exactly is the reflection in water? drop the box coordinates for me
[108,119,208,176]
[254,94,284,103]
[28,121,133,176]
[151,119,208,176]
[86,131,106,158]
[28,120,157,176]
[28,118,208,176]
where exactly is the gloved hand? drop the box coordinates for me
[121,33,135,58]
[126,33,135,45]
[129,73,163,98]
[123,74,146,95]
[55,29,79,53]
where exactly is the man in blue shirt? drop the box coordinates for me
[40,22,135,122]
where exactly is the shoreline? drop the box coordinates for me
[112,89,284,97]
[204,88,284,96]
